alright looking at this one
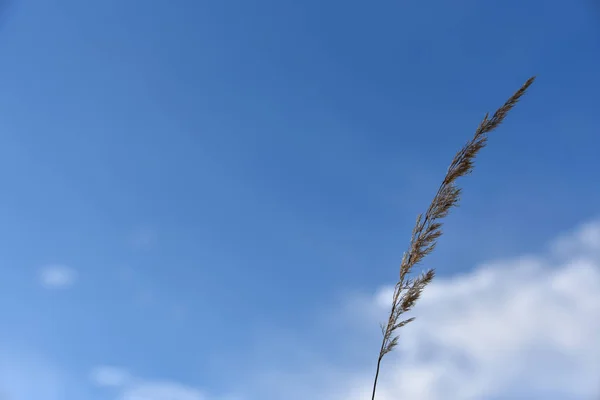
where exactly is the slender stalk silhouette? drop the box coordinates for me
[370,76,536,400]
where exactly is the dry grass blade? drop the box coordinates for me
[370,77,536,400]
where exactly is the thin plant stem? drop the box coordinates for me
[369,76,536,400]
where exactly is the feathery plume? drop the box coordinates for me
[370,77,536,400]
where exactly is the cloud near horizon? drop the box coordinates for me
[15,219,600,400]
[237,218,600,400]
[329,219,600,400]
[90,366,216,400]
[90,366,132,388]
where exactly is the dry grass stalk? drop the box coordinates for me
[370,77,536,400]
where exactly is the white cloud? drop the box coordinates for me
[120,381,206,400]
[330,219,600,400]
[38,265,77,289]
[90,368,214,400]
[90,366,131,387]
[87,218,600,400]
[550,218,600,257]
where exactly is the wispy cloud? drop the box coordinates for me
[89,365,131,387]
[37,265,77,289]
[232,219,600,400]
[121,381,206,400]
[90,367,210,400]
[90,219,600,400]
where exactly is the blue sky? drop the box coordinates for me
[0,1,599,399]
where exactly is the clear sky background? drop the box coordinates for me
[0,1,599,399]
